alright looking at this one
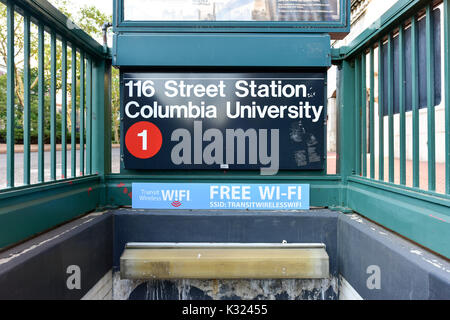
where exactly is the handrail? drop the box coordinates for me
[334,0,438,60]
[0,0,112,249]
[334,0,450,257]
[0,0,106,59]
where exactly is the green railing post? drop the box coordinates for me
[92,58,112,177]
[338,60,357,206]
[71,46,77,178]
[369,47,375,179]
[445,0,450,194]
[399,25,406,185]
[411,16,420,188]
[38,22,45,183]
[80,51,85,176]
[86,57,93,175]
[426,4,436,191]
[23,13,31,186]
[50,30,57,181]
[62,39,67,179]
[387,33,394,183]
[6,0,15,188]
[378,40,384,181]
[361,53,367,177]
[355,57,361,176]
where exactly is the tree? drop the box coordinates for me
[50,0,120,144]
[0,5,38,111]
[0,0,119,144]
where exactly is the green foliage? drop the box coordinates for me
[0,70,69,144]
[0,1,119,144]
[77,6,110,40]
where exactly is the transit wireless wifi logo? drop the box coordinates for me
[171,201,182,207]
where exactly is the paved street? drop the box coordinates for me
[0,147,121,188]
[0,149,445,194]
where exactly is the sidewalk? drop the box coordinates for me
[0,144,121,154]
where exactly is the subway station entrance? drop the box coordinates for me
[0,0,449,300]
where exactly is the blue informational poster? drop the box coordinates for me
[132,183,310,210]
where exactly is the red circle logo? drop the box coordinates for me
[125,121,162,159]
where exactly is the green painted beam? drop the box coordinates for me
[347,176,450,258]
[92,58,112,177]
[0,176,101,250]
[114,34,332,67]
[338,60,357,207]
[338,59,361,207]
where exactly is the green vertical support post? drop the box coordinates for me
[378,40,385,181]
[38,22,45,183]
[426,4,436,191]
[71,47,77,178]
[61,39,67,179]
[445,0,450,194]
[361,53,367,177]
[50,31,57,181]
[23,13,31,185]
[338,60,357,207]
[412,17,420,188]
[399,26,406,185]
[355,57,361,176]
[80,51,85,176]
[387,33,394,183]
[323,78,328,175]
[6,0,15,188]
[86,57,92,175]
[369,47,375,179]
[92,58,112,178]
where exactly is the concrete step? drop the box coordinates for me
[120,242,329,280]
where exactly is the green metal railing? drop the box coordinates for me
[339,0,448,193]
[0,0,110,249]
[335,0,450,257]
[0,0,109,189]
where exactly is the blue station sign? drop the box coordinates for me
[132,183,310,210]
